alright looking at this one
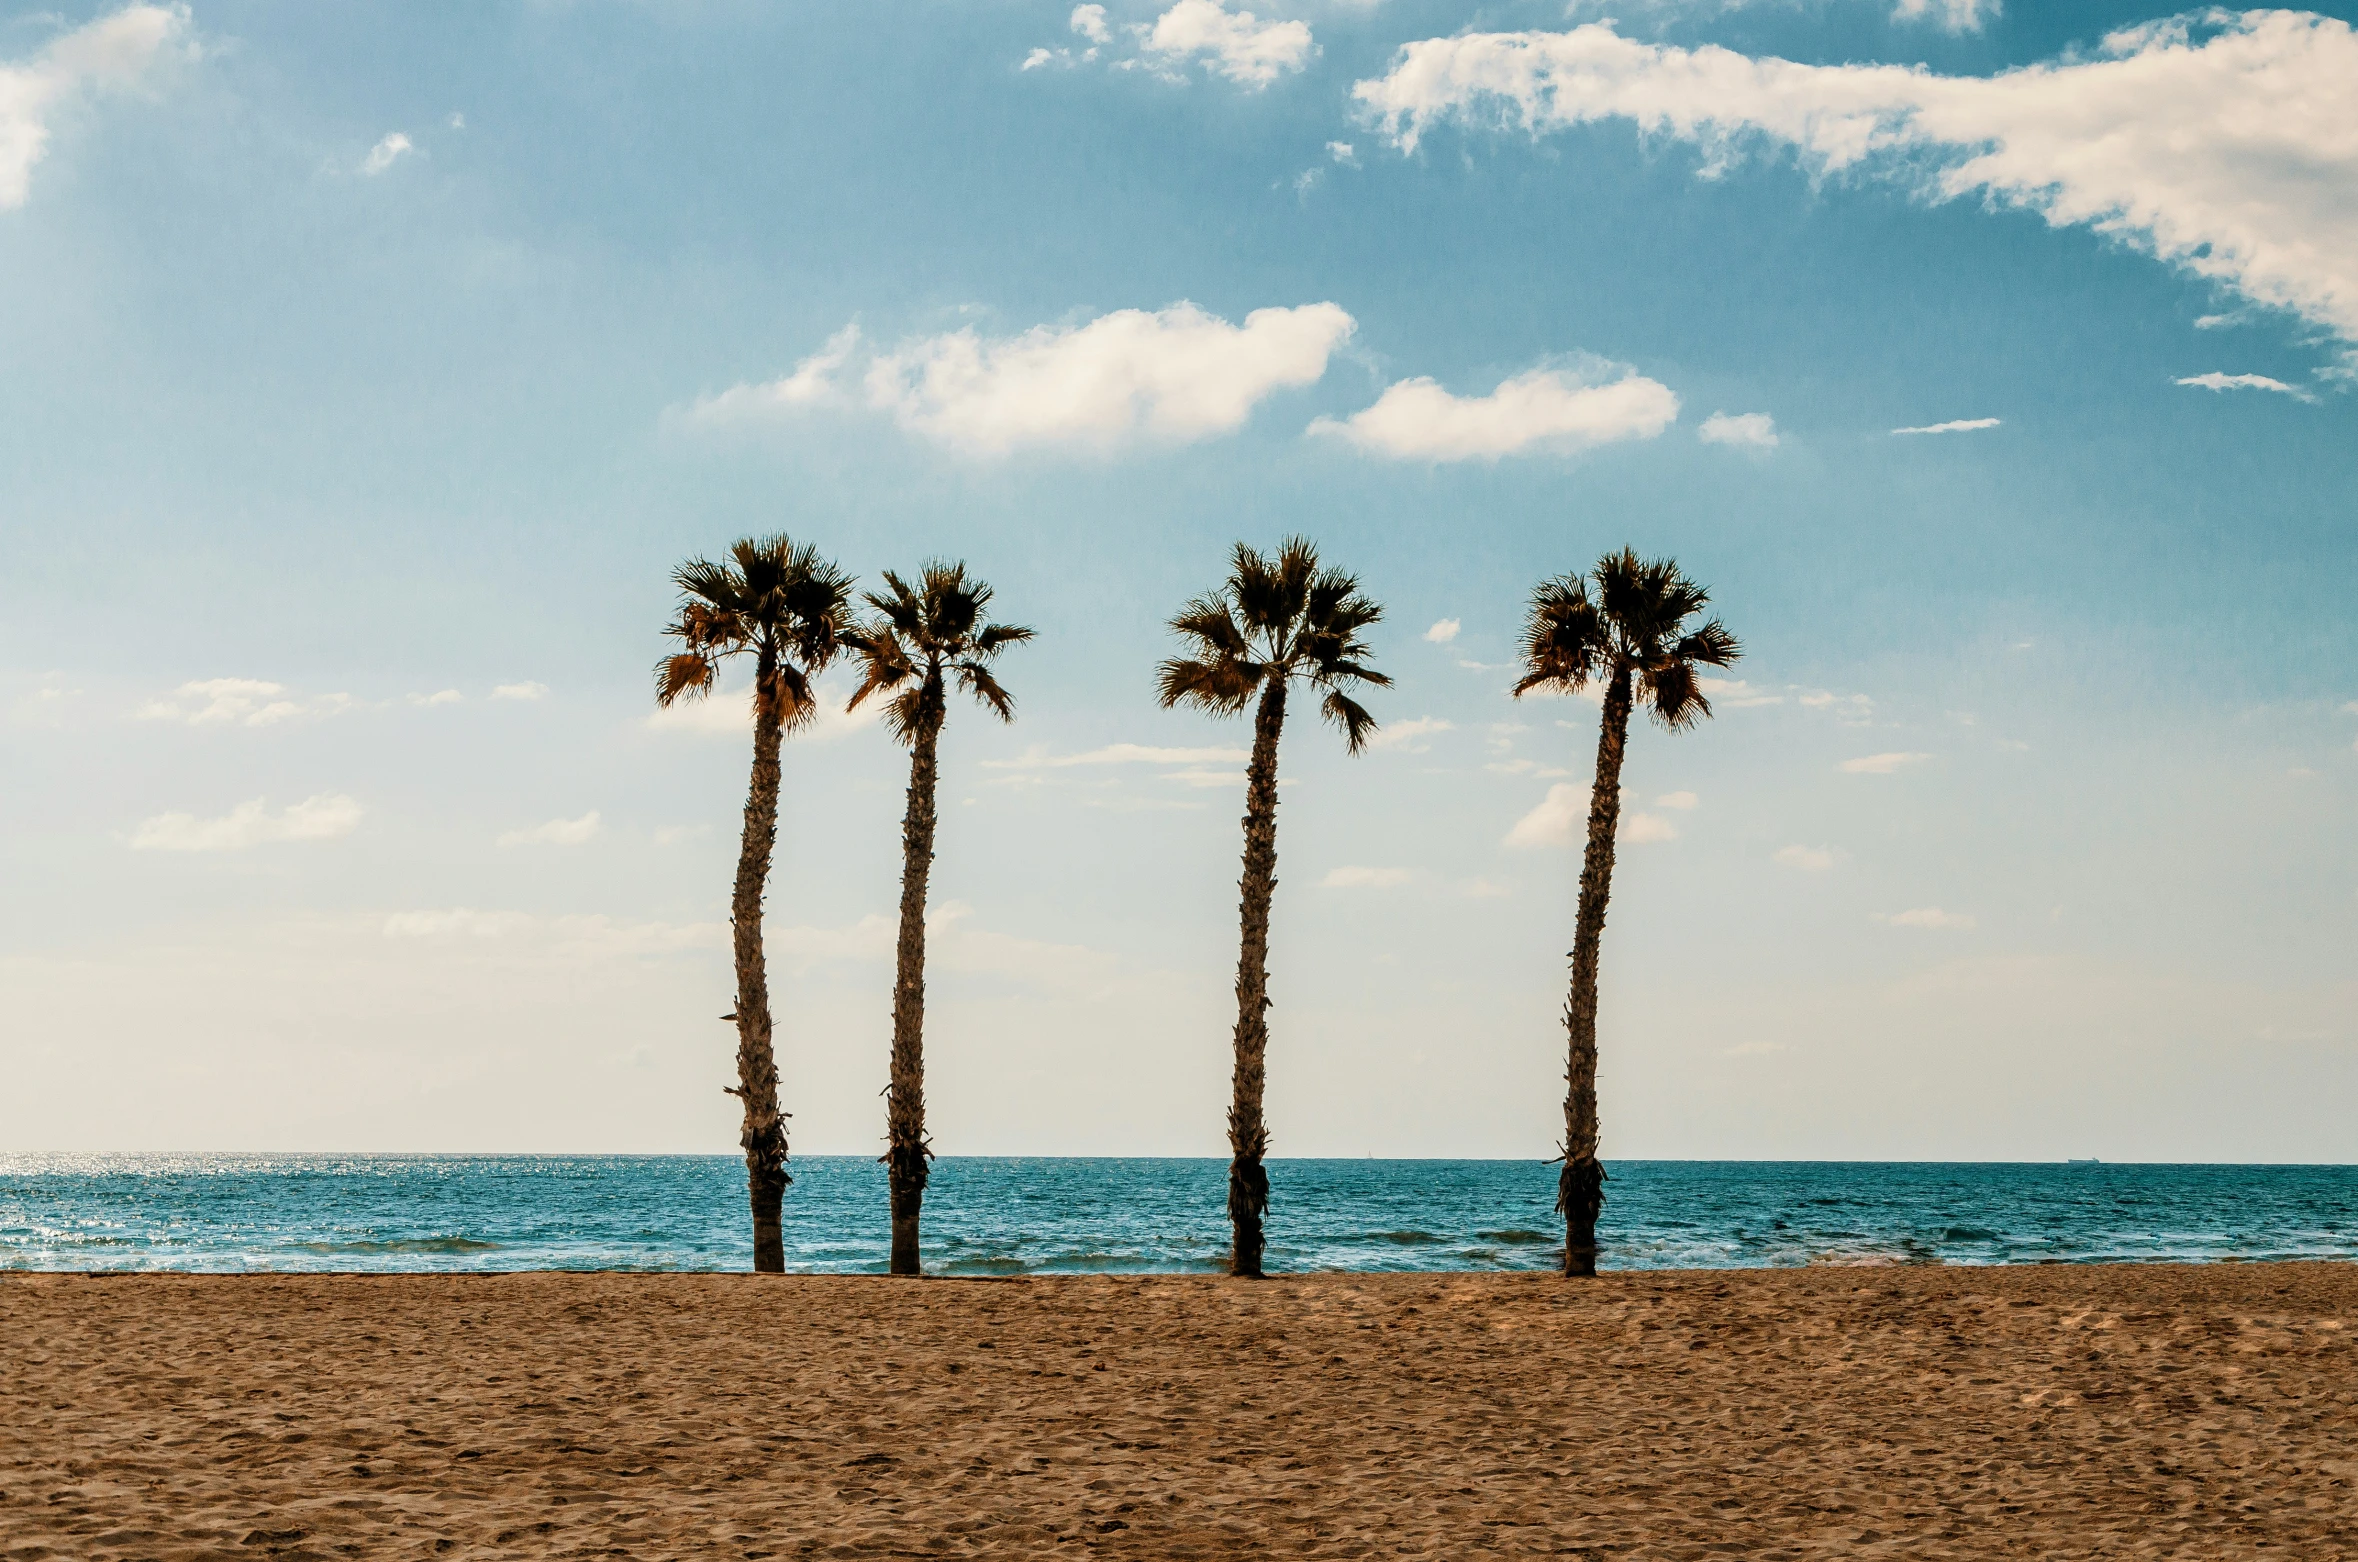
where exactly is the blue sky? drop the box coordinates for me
[3,0,2353,1161]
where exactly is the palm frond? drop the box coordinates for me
[762,661,818,730]
[1515,574,1608,697]
[955,662,1017,722]
[1168,596,1249,660]
[1157,655,1259,714]
[1321,689,1378,755]
[1642,661,1710,731]
[1675,619,1741,668]
[654,650,717,707]
[971,623,1037,657]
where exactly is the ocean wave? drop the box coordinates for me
[285,1237,502,1255]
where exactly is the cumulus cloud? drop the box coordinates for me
[2174,371,2315,400]
[129,793,364,852]
[691,305,1354,456]
[1424,617,1461,644]
[408,689,463,707]
[1697,676,1782,708]
[1881,906,1977,930]
[138,678,354,727]
[1699,410,1778,448]
[1071,4,1112,46]
[1893,417,2001,435]
[1774,844,1836,871]
[1322,865,1414,888]
[360,131,412,175]
[1312,363,1678,460]
[1656,790,1698,810]
[1144,0,1315,88]
[1354,13,2358,353]
[0,3,190,210]
[491,681,550,701]
[496,811,601,848]
[1506,784,1674,848]
[1840,751,1929,774]
[1364,715,1452,753]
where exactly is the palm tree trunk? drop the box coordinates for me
[1226,677,1288,1278]
[886,686,943,1277]
[731,646,790,1275]
[1561,665,1633,1277]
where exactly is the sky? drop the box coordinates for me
[2,0,2353,1163]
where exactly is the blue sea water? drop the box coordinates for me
[2,1156,2352,1274]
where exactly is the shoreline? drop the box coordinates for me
[8,1264,2354,1557]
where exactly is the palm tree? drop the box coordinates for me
[1157,538,1388,1278]
[655,534,856,1274]
[844,562,1034,1276]
[1514,549,1739,1276]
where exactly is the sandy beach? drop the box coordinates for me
[5,1263,2354,1559]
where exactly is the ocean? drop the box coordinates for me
[3,1155,2353,1274]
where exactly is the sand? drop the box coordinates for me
[4,1264,2355,1560]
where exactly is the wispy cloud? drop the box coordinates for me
[2174,371,2314,400]
[1893,417,2002,436]
[138,678,355,728]
[1364,715,1452,753]
[1698,410,1778,448]
[496,811,601,848]
[129,793,364,852]
[1840,751,1929,774]
[1774,844,1836,871]
[1143,0,1315,88]
[1424,617,1460,644]
[0,3,191,210]
[1879,906,1977,930]
[1354,14,2358,354]
[984,742,1249,770]
[1889,0,1996,34]
[1312,362,1677,461]
[491,681,550,701]
[360,131,412,175]
[1506,784,1675,848]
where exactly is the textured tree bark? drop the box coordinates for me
[1226,677,1288,1278]
[1561,664,1633,1277]
[886,677,944,1277]
[731,642,790,1275]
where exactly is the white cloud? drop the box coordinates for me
[1882,906,1977,930]
[1774,844,1836,871]
[1144,0,1315,88]
[1505,784,1674,848]
[741,303,1347,456]
[491,681,550,701]
[983,742,1249,769]
[447,111,465,131]
[1890,0,1995,33]
[1312,363,1678,461]
[409,689,464,707]
[1322,865,1414,888]
[1698,410,1778,448]
[1893,417,2002,435]
[496,811,601,848]
[138,678,353,728]
[1327,140,1357,164]
[383,908,533,939]
[1164,767,1247,788]
[1697,676,1782,709]
[1798,688,1875,722]
[360,131,412,176]
[2174,371,2314,400]
[1354,14,2358,352]
[0,3,189,210]
[1364,715,1452,753]
[1840,751,1929,774]
[1424,617,1461,644]
[129,793,364,852]
[1656,790,1698,810]
[1071,4,1112,45]
[688,325,863,418]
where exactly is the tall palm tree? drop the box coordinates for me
[655,534,856,1274]
[1515,548,1739,1276]
[844,562,1034,1277]
[1157,538,1388,1278]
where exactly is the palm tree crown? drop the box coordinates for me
[1513,548,1740,726]
[1155,537,1390,743]
[656,534,857,721]
[845,562,1035,737]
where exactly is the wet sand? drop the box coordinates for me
[4,1263,2354,1559]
